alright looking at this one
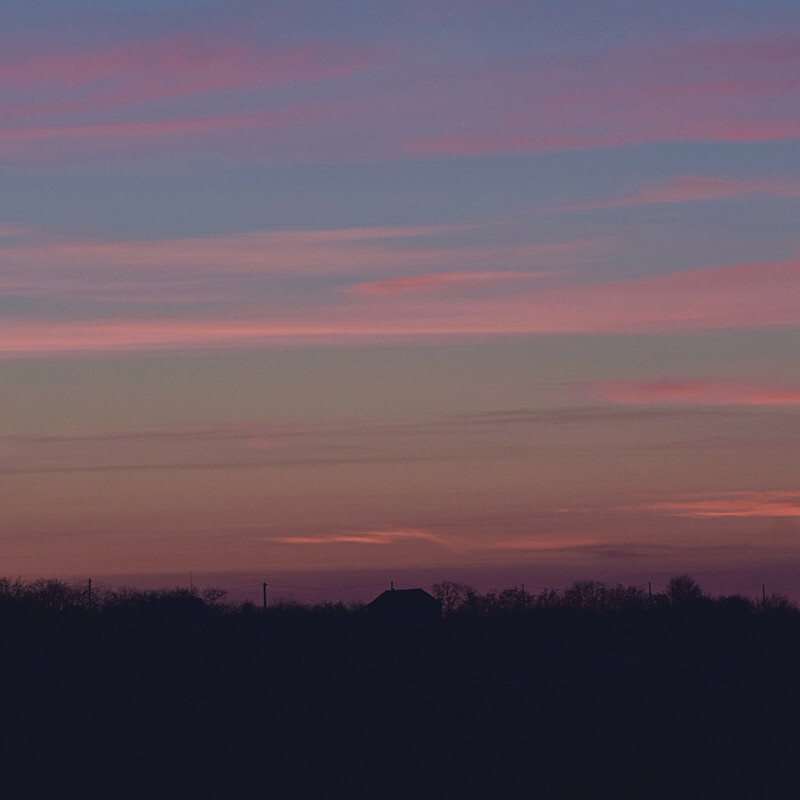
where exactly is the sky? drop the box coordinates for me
[1,0,799,601]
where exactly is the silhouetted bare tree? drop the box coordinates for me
[431,580,475,615]
[666,574,704,606]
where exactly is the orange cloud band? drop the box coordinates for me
[644,492,800,518]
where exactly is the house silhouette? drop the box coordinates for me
[367,586,442,623]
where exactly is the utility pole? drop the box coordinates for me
[87,578,92,607]
[262,582,268,612]
[648,582,652,607]
[762,583,766,607]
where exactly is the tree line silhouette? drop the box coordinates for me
[3,573,795,617]
[431,575,796,615]
[2,574,800,798]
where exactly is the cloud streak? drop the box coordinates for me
[586,380,800,406]
[2,27,797,162]
[0,224,593,275]
[565,175,800,211]
[0,35,372,105]
[267,528,618,555]
[0,224,600,306]
[0,33,378,161]
[348,270,556,295]
[406,30,800,156]
[0,105,341,146]
[643,492,800,518]
[407,122,800,158]
[269,528,455,547]
[2,255,798,355]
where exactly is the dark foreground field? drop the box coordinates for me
[2,578,800,799]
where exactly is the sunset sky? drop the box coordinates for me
[2,1,799,600]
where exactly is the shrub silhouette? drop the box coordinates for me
[665,573,704,606]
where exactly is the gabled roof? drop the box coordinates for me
[367,587,442,615]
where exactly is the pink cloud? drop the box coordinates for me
[2,28,796,164]
[0,34,375,161]
[586,380,800,406]
[0,223,455,279]
[570,174,800,210]
[337,256,800,337]
[405,30,800,155]
[349,270,555,295]
[0,35,372,100]
[1,255,798,356]
[644,491,800,518]
[0,104,339,146]
[0,225,598,297]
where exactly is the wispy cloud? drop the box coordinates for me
[269,528,455,547]
[643,491,800,518]
[2,255,798,355]
[268,528,615,555]
[407,120,800,158]
[455,406,709,427]
[0,224,591,276]
[348,270,556,295]
[489,535,611,552]
[0,105,341,147]
[0,223,599,307]
[2,27,797,162]
[0,222,471,277]
[0,422,329,447]
[0,417,507,477]
[406,29,800,156]
[585,380,800,406]
[0,35,372,107]
[565,175,800,211]
[0,33,376,162]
